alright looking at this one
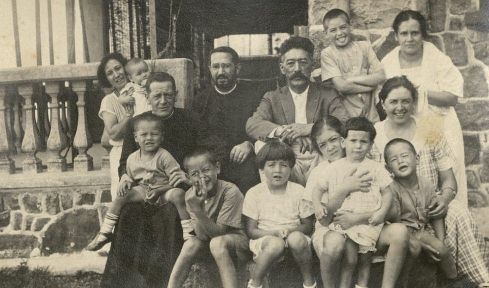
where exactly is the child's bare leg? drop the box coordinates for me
[165,188,193,240]
[398,235,421,288]
[357,252,373,287]
[168,237,206,288]
[419,233,457,279]
[165,188,189,220]
[287,231,315,286]
[318,230,348,288]
[86,189,144,251]
[209,234,250,288]
[339,239,358,288]
[251,236,286,287]
[376,223,409,288]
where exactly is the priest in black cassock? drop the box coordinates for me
[192,46,274,194]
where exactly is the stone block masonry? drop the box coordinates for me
[0,170,110,258]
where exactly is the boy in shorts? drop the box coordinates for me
[243,140,316,288]
[87,113,188,251]
[385,138,456,287]
[168,148,250,288]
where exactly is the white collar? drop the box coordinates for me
[288,85,309,98]
[214,83,238,95]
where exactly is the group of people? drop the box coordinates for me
[92,8,489,288]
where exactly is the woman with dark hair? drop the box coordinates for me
[97,52,135,199]
[381,10,468,206]
[373,76,489,287]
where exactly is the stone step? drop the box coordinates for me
[0,234,39,259]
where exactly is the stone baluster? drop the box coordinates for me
[12,90,24,153]
[45,82,67,172]
[71,81,93,171]
[4,87,15,153]
[0,86,15,174]
[18,84,42,173]
[60,91,70,140]
[34,86,48,150]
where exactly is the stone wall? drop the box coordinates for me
[0,171,110,258]
[308,0,489,235]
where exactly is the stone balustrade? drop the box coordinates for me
[0,58,194,257]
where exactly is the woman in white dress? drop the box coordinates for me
[381,10,468,206]
[97,53,135,199]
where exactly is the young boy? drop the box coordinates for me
[384,138,457,287]
[87,113,188,251]
[125,58,152,116]
[168,148,250,288]
[243,140,316,288]
[321,9,385,123]
[309,117,393,288]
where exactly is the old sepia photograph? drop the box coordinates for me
[0,0,488,287]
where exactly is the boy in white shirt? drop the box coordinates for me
[243,140,316,288]
[125,58,152,116]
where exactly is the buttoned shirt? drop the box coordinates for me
[289,86,309,124]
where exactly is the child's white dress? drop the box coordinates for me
[306,158,392,253]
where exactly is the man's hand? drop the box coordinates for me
[428,196,448,219]
[297,136,312,154]
[185,178,207,216]
[169,167,191,187]
[277,123,312,143]
[230,141,253,164]
[344,168,372,193]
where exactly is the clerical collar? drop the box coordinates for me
[157,109,175,121]
[214,83,237,95]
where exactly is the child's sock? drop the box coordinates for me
[100,213,119,235]
[181,219,194,240]
[355,285,367,288]
[247,280,263,288]
[303,282,317,288]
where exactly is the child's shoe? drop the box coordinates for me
[86,233,112,251]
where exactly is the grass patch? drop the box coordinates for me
[0,262,101,288]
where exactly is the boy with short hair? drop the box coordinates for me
[309,117,393,288]
[384,138,457,287]
[321,8,385,122]
[87,113,188,251]
[125,58,152,116]
[168,148,250,288]
[243,140,316,288]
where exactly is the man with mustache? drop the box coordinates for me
[192,46,274,194]
[246,36,348,185]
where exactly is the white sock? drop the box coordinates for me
[355,285,367,288]
[303,282,317,288]
[181,219,194,240]
[247,279,263,288]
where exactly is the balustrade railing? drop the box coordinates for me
[0,58,193,176]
